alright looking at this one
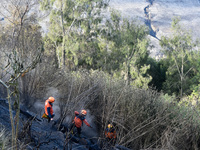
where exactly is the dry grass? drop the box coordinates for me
[0,124,27,150]
[22,67,200,150]
[0,125,9,150]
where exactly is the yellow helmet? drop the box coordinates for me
[48,97,55,103]
[108,124,112,129]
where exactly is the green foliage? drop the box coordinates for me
[41,0,109,69]
[189,50,200,92]
[41,1,152,88]
[146,58,167,91]
[130,64,152,89]
[178,89,200,115]
[160,17,200,97]
[101,10,151,87]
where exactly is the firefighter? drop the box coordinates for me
[70,109,92,137]
[105,124,117,145]
[43,97,55,122]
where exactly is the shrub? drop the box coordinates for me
[23,67,200,149]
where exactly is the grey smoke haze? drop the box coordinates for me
[64,110,98,138]
[82,109,98,138]
[33,87,99,138]
[34,87,61,119]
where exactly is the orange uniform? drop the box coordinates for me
[105,128,117,139]
[45,100,54,117]
[73,115,90,128]
[70,110,91,136]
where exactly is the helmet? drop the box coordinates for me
[108,124,112,129]
[48,97,55,103]
[81,109,87,115]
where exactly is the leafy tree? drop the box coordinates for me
[160,17,199,97]
[41,2,151,88]
[40,0,109,70]
[146,58,167,91]
[101,10,151,88]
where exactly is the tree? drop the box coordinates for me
[188,50,200,92]
[40,0,109,70]
[101,10,151,88]
[160,17,199,97]
[146,58,167,91]
[0,0,43,149]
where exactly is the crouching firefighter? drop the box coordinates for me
[42,97,55,122]
[70,109,92,137]
[105,124,117,145]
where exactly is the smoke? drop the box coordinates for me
[33,87,99,138]
[82,109,98,138]
[45,87,60,99]
[33,87,61,119]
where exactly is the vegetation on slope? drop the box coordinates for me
[0,0,200,149]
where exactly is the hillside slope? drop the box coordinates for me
[110,0,200,57]
[0,99,130,150]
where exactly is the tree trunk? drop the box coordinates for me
[61,0,66,70]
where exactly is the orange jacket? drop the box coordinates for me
[105,128,117,139]
[45,100,53,116]
[73,115,90,128]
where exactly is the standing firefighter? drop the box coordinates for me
[105,124,117,145]
[70,109,92,137]
[42,97,55,122]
